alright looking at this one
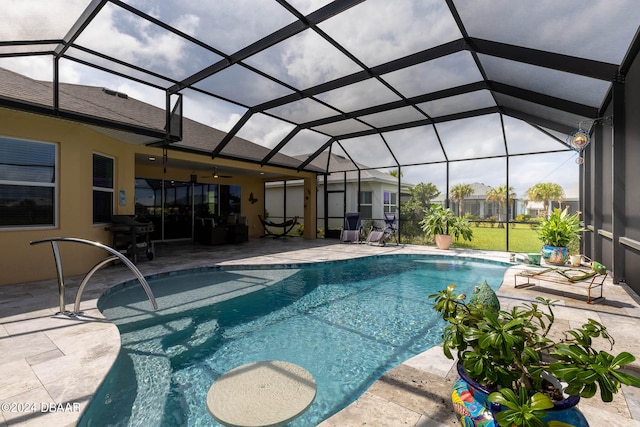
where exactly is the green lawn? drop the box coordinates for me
[402,223,542,253]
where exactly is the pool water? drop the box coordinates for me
[79,255,508,427]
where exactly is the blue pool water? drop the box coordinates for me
[79,255,508,427]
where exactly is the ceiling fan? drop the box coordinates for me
[201,167,232,179]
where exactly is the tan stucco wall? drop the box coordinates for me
[0,109,138,285]
[0,108,317,286]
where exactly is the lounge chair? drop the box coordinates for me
[258,215,298,238]
[383,212,398,245]
[340,212,363,243]
[365,227,386,245]
[366,213,398,246]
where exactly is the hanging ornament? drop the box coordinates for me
[568,129,590,151]
[567,128,590,164]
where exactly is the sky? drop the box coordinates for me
[2,0,637,199]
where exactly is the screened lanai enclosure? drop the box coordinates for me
[2,1,640,292]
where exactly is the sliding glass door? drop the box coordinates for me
[135,178,241,241]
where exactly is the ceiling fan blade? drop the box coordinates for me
[198,167,233,179]
[199,173,232,179]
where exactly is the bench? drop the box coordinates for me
[514,266,607,304]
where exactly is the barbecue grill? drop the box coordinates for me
[106,215,154,263]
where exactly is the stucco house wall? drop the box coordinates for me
[1,107,140,285]
[0,106,315,286]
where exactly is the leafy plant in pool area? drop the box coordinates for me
[419,205,473,242]
[430,284,640,426]
[537,207,585,248]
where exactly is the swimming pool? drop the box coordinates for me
[79,255,508,426]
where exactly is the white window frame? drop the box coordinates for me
[383,191,397,214]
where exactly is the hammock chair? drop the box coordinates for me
[258,215,299,238]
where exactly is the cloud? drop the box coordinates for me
[383,126,446,165]
[317,0,461,67]
[236,113,296,149]
[0,0,582,200]
[338,134,397,168]
[172,0,296,53]
[74,3,199,79]
[245,29,362,90]
[281,129,331,157]
[0,0,89,40]
[0,56,54,81]
[381,51,483,99]
[457,0,640,64]
[181,90,247,131]
[314,79,401,113]
[436,114,506,160]
[194,65,293,106]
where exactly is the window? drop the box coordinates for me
[359,191,372,219]
[93,153,114,223]
[0,137,56,227]
[220,184,241,217]
[383,191,397,214]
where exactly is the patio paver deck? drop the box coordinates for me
[1,238,639,426]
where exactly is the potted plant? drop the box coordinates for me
[568,235,582,267]
[537,207,585,265]
[419,205,473,249]
[430,283,640,427]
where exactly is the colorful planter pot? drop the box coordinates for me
[452,363,589,427]
[541,245,569,265]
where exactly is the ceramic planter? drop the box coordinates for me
[435,234,452,250]
[570,254,583,266]
[541,245,569,265]
[452,362,589,427]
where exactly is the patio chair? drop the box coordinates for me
[365,227,386,246]
[340,212,363,243]
[383,212,398,245]
[365,213,398,246]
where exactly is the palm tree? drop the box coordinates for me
[450,183,474,217]
[486,184,516,225]
[526,183,565,217]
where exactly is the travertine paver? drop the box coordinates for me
[0,240,638,426]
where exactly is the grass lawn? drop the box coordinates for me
[444,224,542,253]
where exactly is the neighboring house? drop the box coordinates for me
[433,182,518,219]
[524,199,580,217]
[0,68,319,286]
[433,182,580,220]
[265,152,412,231]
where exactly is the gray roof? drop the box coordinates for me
[0,67,320,172]
[297,152,412,187]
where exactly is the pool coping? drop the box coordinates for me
[1,241,639,426]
